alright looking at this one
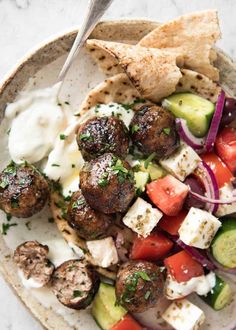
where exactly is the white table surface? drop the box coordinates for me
[0,0,235,329]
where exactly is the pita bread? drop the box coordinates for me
[87,39,182,102]
[139,10,221,81]
[79,73,140,114]
[87,11,220,81]
[177,69,220,102]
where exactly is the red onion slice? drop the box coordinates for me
[189,190,236,204]
[206,249,236,275]
[205,90,225,152]
[176,118,205,151]
[196,161,219,213]
[170,235,216,271]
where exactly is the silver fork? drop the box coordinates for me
[58,0,114,82]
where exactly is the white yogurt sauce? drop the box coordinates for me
[165,272,216,300]
[18,269,44,289]
[5,83,66,163]
[81,102,134,128]
[43,121,84,196]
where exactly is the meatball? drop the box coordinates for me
[0,162,49,218]
[130,104,179,159]
[51,260,99,309]
[67,190,113,240]
[80,153,135,214]
[77,116,129,160]
[115,260,164,313]
[14,241,54,287]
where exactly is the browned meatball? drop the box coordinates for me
[77,116,129,160]
[67,190,113,240]
[51,260,99,309]
[0,162,49,218]
[14,241,54,287]
[80,153,135,214]
[115,260,164,313]
[130,104,179,159]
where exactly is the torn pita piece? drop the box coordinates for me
[79,73,140,114]
[87,39,182,102]
[177,69,220,102]
[139,10,221,81]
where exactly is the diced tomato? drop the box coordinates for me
[201,152,234,188]
[111,314,142,330]
[130,231,173,261]
[158,210,187,235]
[164,250,204,283]
[146,175,189,216]
[215,127,236,174]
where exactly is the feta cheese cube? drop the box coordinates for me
[122,197,163,237]
[86,237,118,268]
[178,207,221,249]
[165,272,216,300]
[216,183,236,217]
[160,143,201,181]
[162,299,205,330]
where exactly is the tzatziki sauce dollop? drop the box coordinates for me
[5,83,65,163]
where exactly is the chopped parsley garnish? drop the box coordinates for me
[48,217,54,223]
[73,290,83,298]
[57,102,62,106]
[131,125,140,134]
[74,113,81,117]
[98,172,109,188]
[80,132,93,142]
[11,197,19,209]
[144,290,151,300]
[109,104,114,107]
[25,221,31,230]
[163,127,171,135]
[2,223,17,235]
[6,214,12,222]
[3,161,17,176]
[71,164,76,168]
[135,271,151,281]
[0,177,9,188]
[60,134,67,140]
[51,164,60,167]
[7,128,11,135]
[64,195,71,202]
[144,152,156,169]
[65,101,70,105]
[72,199,85,209]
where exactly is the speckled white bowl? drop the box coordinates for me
[0,20,236,330]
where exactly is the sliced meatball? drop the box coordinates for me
[14,241,54,287]
[77,116,129,160]
[130,104,179,159]
[67,190,113,240]
[51,260,99,309]
[80,153,135,214]
[115,260,164,313]
[0,162,49,218]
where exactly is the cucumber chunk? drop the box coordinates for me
[162,93,215,137]
[134,171,150,193]
[92,283,127,330]
[211,218,236,268]
[202,275,232,310]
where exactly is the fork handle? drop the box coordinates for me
[58,0,113,81]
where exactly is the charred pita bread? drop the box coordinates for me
[87,10,220,81]
[87,39,182,102]
[79,73,141,114]
[176,69,220,102]
[139,10,221,81]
